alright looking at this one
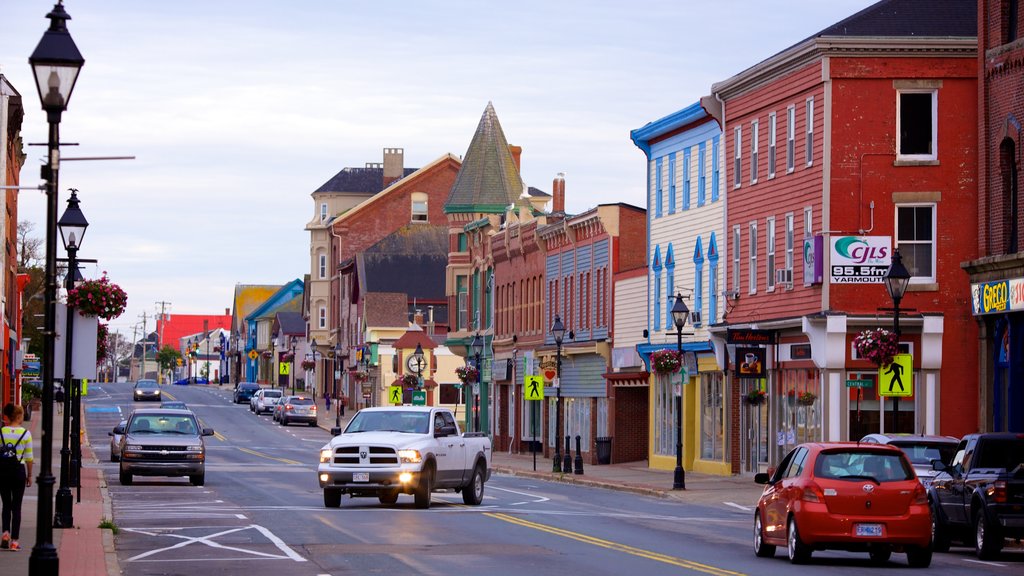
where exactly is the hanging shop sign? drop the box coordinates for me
[735,347,767,378]
[829,236,891,284]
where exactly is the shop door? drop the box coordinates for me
[740,378,768,473]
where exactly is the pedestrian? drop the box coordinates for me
[54,385,64,414]
[340,394,346,418]
[1,403,33,552]
[324,391,331,412]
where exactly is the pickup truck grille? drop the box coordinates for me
[332,445,399,465]
[140,445,188,452]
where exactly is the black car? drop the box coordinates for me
[233,382,260,404]
[133,379,161,401]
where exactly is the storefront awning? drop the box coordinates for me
[604,371,649,387]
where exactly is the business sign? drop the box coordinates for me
[803,236,824,285]
[790,344,812,360]
[727,329,776,345]
[830,236,891,284]
[735,347,766,378]
[412,390,426,406]
[970,277,1024,316]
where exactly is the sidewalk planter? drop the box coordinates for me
[596,437,613,465]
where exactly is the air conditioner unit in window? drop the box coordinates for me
[775,268,793,288]
[690,310,702,326]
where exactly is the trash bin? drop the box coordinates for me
[596,437,612,465]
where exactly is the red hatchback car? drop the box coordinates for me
[753,442,932,567]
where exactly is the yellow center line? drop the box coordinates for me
[162,391,176,400]
[237,446,302,466]
[484,513,745,576]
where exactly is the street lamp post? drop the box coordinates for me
[883,249,911,434]
[670,293,690,490]
[54,188,87,528]
[28,3,84,572]
[333,342,341,427]
[411,343,425,395]
[289,336,296,395]
[550,316,565,473]
[471,334,483,433]
[310,338,318,398]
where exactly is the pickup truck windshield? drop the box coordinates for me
[346,411,430,434]
[129,415,198,435]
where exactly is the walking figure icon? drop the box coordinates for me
[885,362,904,392]
[389,386,402,404]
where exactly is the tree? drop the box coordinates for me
[18,221,45,356]
[105,329,133,382]
[156,345,182,374]
[17,221,43,270]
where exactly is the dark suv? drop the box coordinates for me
[233,382,260,404]
[118,408,214,486]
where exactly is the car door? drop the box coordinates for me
[433,411,466,487]
[940,440,971,525]
[763,448,800,536]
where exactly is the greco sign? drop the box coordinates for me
[829,236,891,284]
[970,278,1024,316]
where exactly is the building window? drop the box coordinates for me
[806,97,814,166]
[318,253,327,279]
[411,192,428,222]
[896,204,936,283]
[785,213,795,283]
[734,127,742,188]
[1005,0,1019,43]
[457,276,467,331]
[683,149,691,210]
[698,142,707,207]
[320,203,328,222]
[457,233,467,252]
[804,207,813,285]
[768,112,777,179]
[319,305,327,329]
[711,135,720,202]
[700,373,725,461]
[749,222,758,294]
[1001,138,1020,253]
[733,225,741,294]
[668,152,676,214]
[653,246,663,332]
[750,120,759,184]
[708,232,719,325]
[655,157,664,218]
[897,90,937,161]
[693,238,704,328]
[665,244,675,328]
[786,106,795,172]
[766,217,776,291]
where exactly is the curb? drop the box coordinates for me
[82,430,123,576]
[491,465,670,500]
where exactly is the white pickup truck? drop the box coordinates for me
[318,406,491,509]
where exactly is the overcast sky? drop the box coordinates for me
[1,0,875,338]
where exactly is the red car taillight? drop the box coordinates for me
[285,404,294,411]
[912,483,929,505]
[802,483,824,503]
[987,481,1007,503]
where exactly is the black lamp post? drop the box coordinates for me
[309,338,318,398]
[28,3,84,572]
[550,316,565,473]
[411,344,426,402]
[883,249,911,434]
[289,336,296,395]
[53,188,87,528]
[333,342,341,427]
[471,334,483,433]
[670,293,689,490]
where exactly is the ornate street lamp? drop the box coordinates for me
[310,338,318,398]
[884,249,911,433]
[550,316,565,473]
[289,336,297,395]
[28,3,84,572]
[670,293,690,490]
[471,334,483,433]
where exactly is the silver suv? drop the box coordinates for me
[118,408,213,486]
[275,395,317,427]
[251,389,282,415]
[860,433,959,486]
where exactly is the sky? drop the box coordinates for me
[0,0,876,338]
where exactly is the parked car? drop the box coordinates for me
[133,379,161,401]
[117,408,214,486]
[753,442,931,567]
[233,382,260,404]
[160,401,188,410]
[107,419,128,462]
[251,389,282,414]
[276,395,317,426]
[929,433,1024,559]
[860,433,959,487]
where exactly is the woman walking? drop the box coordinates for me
[0,403,33,551]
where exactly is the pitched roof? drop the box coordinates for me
[275,311,305,336]
[331,154,461,225]
[358,225,449,303]
[314,166,418,194]
[444,102,527,214]
[363,292,409,327]
[394,326,438,350]
[812,0,976,38]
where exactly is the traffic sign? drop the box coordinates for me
[878,354,913,397]
[412,390,426,406]
[388,385,403,404]
[845,379,874,388]
[524,375,544,400]
[279,362,291,376]
[248,350,258,361]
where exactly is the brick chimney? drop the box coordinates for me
[508,145,522,171]
[552,172,565,213]
[383,147,404,187]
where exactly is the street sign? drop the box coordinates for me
[524,375,544,400]
[248,350,258,361]
[412,390,426,406]
[878,353,913,397]
[176,358,183,367]
[388,385,402,404]
[845,379,874,388]
[279,362,291,376]
[81,378,88,396]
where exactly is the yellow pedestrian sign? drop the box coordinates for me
[388,385,403,404]
[524,375,544,401]
[248,350,258,361]
[279,362,291,376]
[878,353,913,397]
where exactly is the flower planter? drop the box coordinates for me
[745,391,767,405]
[650,350,682,375]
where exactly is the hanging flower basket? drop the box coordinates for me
[401,374,420,388]
[96,322,109,363]
[650,350,682,375]
[261,350,273,359]
[456,365,479,384]
[745,389,767,405]
[351,370,369,382]
[66,273,128,320]
[853,328,899,367]
[301,359,316,371]
[796,391,818,406]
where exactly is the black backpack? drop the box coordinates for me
[0,427,27,470]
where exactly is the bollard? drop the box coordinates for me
[574,435,584,475]
[563,435,572,474]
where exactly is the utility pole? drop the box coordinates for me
[129,323,139,381]
[138,312,148,381]
[154,301,171,383]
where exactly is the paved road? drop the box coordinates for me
[82,382,1023,576]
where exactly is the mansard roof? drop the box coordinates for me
[813,0,976,38]
[314,166,418,194]
[444,102,527,214]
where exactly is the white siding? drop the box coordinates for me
[614,275,647,351]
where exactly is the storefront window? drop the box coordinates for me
[700,373,725,460]
[847,370,916,438]
[774,369,822,463]
[654,373,675,457]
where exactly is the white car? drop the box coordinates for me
[251,389,282,415]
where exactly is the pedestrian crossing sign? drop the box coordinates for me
[389,385,403,404]
[524,375,544,400]
[279,362,291,376]
[878,353,913,397]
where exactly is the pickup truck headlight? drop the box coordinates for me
[320,449,333,463]
[398,449,421,464]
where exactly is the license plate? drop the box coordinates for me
[856,524,883,537]
[353,472,369,482]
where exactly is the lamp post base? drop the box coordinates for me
[673,466,686,490]
[53,488,74,528]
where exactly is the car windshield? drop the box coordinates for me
[345,411,430,434]
[289,397,314,405]
[890,441,957,467]
[263,391,282,398]
[241,384,259,391]
[136,380,158,390]
[815,450,914,482]
[129,414,198,435]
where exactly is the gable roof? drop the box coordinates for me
[245,279,304,322]
[331,154,461,225]
[314,166,418,194]
[232,284,281,328]
[444,102,527,214]
[812,0,976,38]
[275,311,305,336]
[363,292,409,328]
[357,225,449,303]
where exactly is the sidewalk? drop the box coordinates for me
[6,404,119,575]
[315,406,763,507]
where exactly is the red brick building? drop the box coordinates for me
[710,0,978,473]
[1,75,24,406]
[962,0,1024,432]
